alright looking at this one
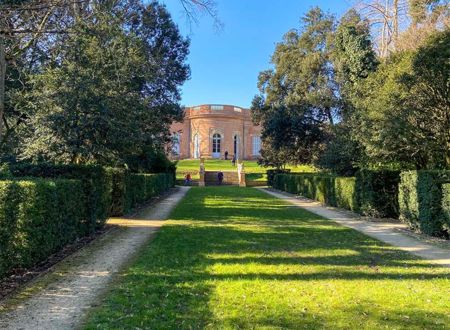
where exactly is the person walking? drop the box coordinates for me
[217,171,224,185]
[224,151,228,160]
[231,154,236,167]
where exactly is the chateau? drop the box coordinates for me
[170,104,262,160]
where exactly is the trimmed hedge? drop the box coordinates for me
[267,169,290,187]
[0,179,84,278]
[442,184,450,231]
[273,174,358,211]
[110,171,174,216]
[5,163,112,234]
[399,170,450,237]
[273,170,401,218]
[355,169,400,218]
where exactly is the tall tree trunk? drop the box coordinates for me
[393,0,399,50]
[0,36,5,141]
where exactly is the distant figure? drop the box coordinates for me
[218,171,224,185]
[184,173,191,186]
[231,155,236,166]
[224,151,229,160]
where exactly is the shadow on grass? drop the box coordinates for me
[85,186,450,329]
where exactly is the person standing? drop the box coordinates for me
[231,154,236,166]
[224,151,228,160]
[218,171,224,185]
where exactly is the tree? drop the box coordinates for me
[352,29,449,169]
[316,9,378,174]
[18,1,190,166]
[253,7,337,167]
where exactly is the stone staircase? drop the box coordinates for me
[204,171,239,185]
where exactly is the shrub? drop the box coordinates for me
[267,169,290,186]
[110,171,174,216]
[442,183,450,232]
[335,177,358,211]
[274,170,400,217]
[7,163,112,234]
[0,179,84,278]
[356,169,400,218]
[399,170,450,237]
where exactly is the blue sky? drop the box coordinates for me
[161,0,351,108]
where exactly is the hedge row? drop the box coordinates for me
[0,179,84,278]
[0,164,175,279]
[110,171,175,216]
[399,170,450,237]
[273,169,400,218]
[5,163,112,234]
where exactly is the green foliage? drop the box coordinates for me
[333,9,378,88]
[316,123,362,176]
[335,177,358,211]
[274,170,401,217]
[7,163,112,234]
[4,1,189,171]
[442,183,450,230]
[399,170,450,237]
[252,8,337,167]
[109,170,174,216]
[266,169,290,186]
[274,173,358,211]
[0,179,84,278]
[355,169,400,218]
[352,30,450,170]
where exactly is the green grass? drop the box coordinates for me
[176,159,316,180]
[84,187,450,329]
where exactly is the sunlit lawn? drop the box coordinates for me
[175,159,316,180]
[84,187,450,329]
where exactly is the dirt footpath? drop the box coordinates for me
[0,186,190,330]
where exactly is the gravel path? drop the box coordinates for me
[0,186,190,330]
[261,188,450,268]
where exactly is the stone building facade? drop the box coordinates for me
[170,104,262,160]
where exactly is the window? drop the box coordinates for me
[252,136,261,155]
[211,105,224,111]
[172,133,180,155]
[212,133,221,153]
[193,134,200,159]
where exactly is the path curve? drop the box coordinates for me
[260,188,450,268]
[0,186,190,330]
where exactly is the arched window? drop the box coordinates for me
[212,133,221,154]
[252,135,261,155]
[172,133,180,155]
[193,134,200,159]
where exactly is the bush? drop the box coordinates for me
[267,169,290,186]
[356,169,400,218]
[7,163,112,234]
[274,170,401,217]
[442,184,450,232]
[0,179,84,278]
[399,170,450,237]
[335,177,358,211]
[110,170,174,216]
[274,174,357,210]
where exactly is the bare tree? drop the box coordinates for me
[353,0,449,56]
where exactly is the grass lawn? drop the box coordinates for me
[175,159,316,180]
[84,187,450,329]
